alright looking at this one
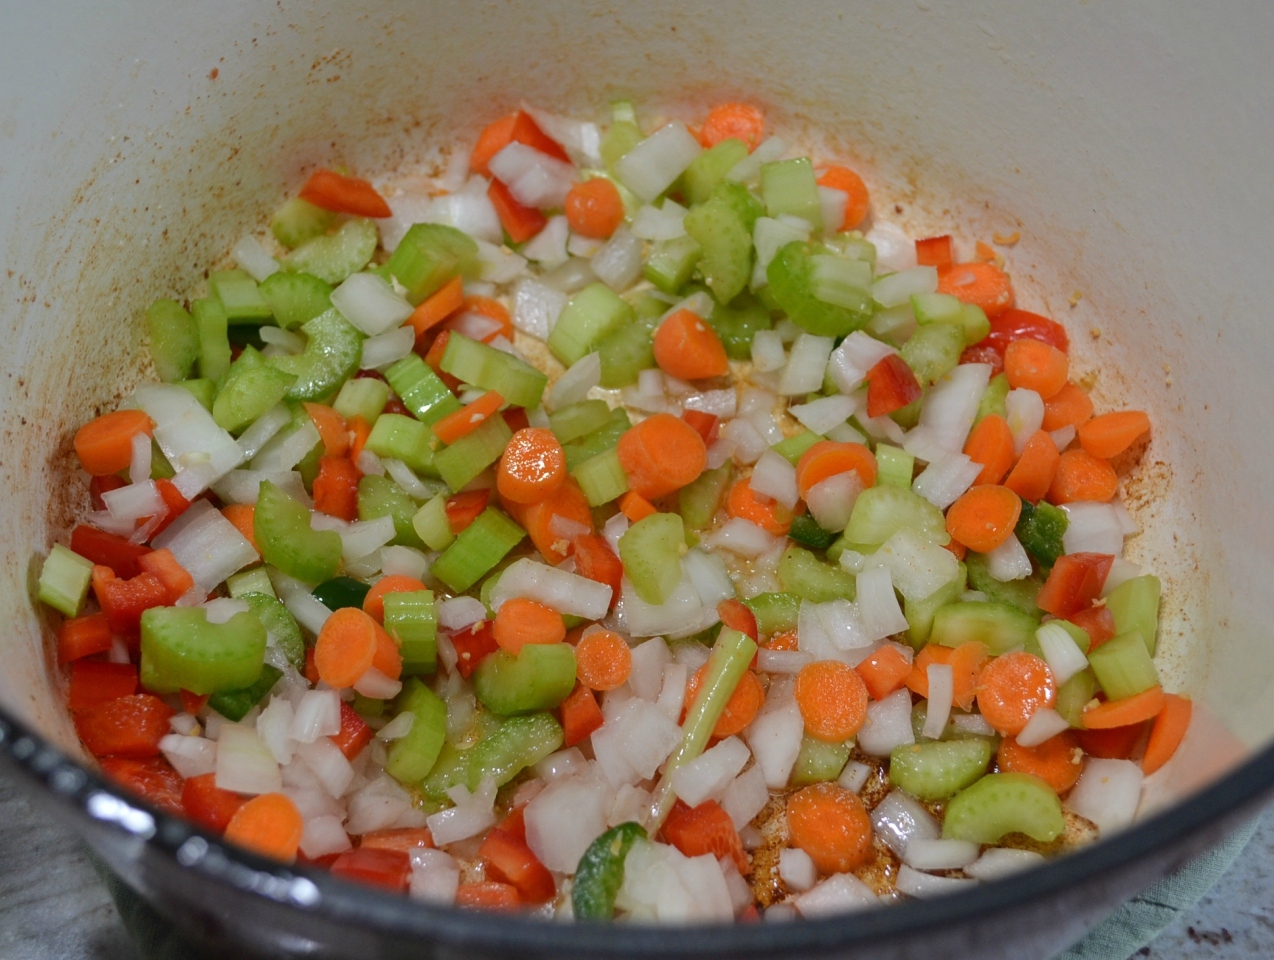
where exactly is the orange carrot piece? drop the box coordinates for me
[619,491,658,523]
[1004,339,1069,399]
[564,178,625,239]
[298,169,391,218]
[785,783,873,874]
[725,477,794,536]
[312,456,361,522]
[408,275,465,339]
[684,666,765,738]
[977,651,1056,736]
[314,607,380,689]
[560,683,604,747]
[915,235,954,270]
[303,402,350,457]
[1042,381,1095,432]
[462,295,515,342]
[574,629,633,691]
[1142,693,1192,774]
[219,504,259,555]
[371,622,404,680]
[795,660,869,741]
[652,309,730,380]
[74,410,154,477]
[906,641,989,710]
[997,730,1084,794]
[348,416,372,462]
[1004,430,1061,503]
[1077,411,1152,460]
[493,597,566,655]
[488,179,548,244]
[431,390,506,446]
[964,414,1016,486]
[795,441,878,499]
[470,111,569,177]
[362,575,428,623]
[945,484,1023,552]
[502,476,594,565]
[359,828,435,852]
[767,630,800,652]
[937,262,1014,318]
[1082,686,1166,730]
[855,645,913,701]
[816,165,871,230]
[700,103,766,151]
[1048,449,1119,505]
[497,427,567,505]
[616,413,708,500]
[223,793,304,862]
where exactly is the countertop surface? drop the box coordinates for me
[1,773,1271,960]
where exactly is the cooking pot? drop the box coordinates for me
[2,1,1272,957]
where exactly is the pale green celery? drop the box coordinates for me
[38,545,94,617]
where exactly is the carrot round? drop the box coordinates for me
[699,102,766,151]
[964,414,1016,486]
[795,660,869,742]
[1003,430,1061,503]
[314,607,380,689]
[685,666,764,738]
[409,275,465,339]
[371,623,404,681]
[652,309,730,380]
[74,409,154,477]
[767,630,800,652]
[785,782,873,874]
[905,640,989,710]
[362,575,428,623]
[1041,381,1095,432]
[725,478,794,536]
[1004,339,1069,399]
[574,629,633,691]
[497,428,567,505]
[945,485,1022,553]
[431,390,505,446]
[1142,693,1192,774]
[304,402,350,457]
[223,792,304,862]
[616,413,707,500]
[493,597,566,655]
[502,476,595,565]
[1077,411,1151,460]
[1048,449,1119,504]
[816,165,871,230]
[298,169,392,219]
[977,651,1056,736]
[997,730,1084,795]
[795,441,878,499]
[564,178,625,239]
[937,262,1014,318]
[1082,686,1166,730]
[854,645,913,701]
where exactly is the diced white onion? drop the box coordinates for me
[757,650,813,674]
[626,638,670,701]
[870,529,961,602]
[631,202,687,241]
[873,266,939,308]
[215,724,281,795]
[340,515,397,563]
[857,688,916,756]
[489,142,576,210]
[897,865,979,898]
[360,325,414,370]
[965,847,1047,881]
[353,666,402,701]
[902,837,981,870]
[817,186,848,235]
[751,329,787,372]
[300,815,352,860]
[438,596,487,633]
[794,873,879,917]
[212,469,306,507]
[547,351,601,411]
[133,384,243,495]
[127,431,153,486]
[743,686,804,788]
[269,569,332,633]
[251,420,321,473]
[1006,388,1046,454]
[1061,502,1125,556]
[838,760,873,794]
[871,789,940,857]
[236,404,292,461]
[987,533,1033,581]
[102,479,164,526]
[721,764,769,831]
[922,664,954,740]
[1036,621,1089,686]
[827,331,897,394]
[259,325,305,355]
[1051,424,1077,451]
[951,712,996,737]
[524,773,610,872]
[856,565,909,641]
[912,452,982,510]
[749,450,800,510]
[232,234,280,282]
[671,736,751,809]
[153,500,258,602]
[409,849,462,904]
[805,471,864,533]
[510,277,567,341]
[778,847,819,892]
[684,389,737,419]
[614,121,702,202]
[865,222,917,273]
[428,778,499,846]
[751,215,810,289]
[201,597,248,626]
[160,734,218,779]
[590,226,644,292]
[789,394,856,436]
[255,696,295,765]
[1103,557,1142,597]
[330,273,413,338]
[1066,759,1144,835]
[915,363,993,455]
[725,136,787,186]
[720,418,767,464]
[290,689,342,743]
[779,334,835,396]
[519,102,601,167]
[490,557,613,620]
[1016,707,1072,748]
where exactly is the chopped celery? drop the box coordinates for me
[942,772,1065,844]
[601,120,644,173]
[912,293,991,347]
[597,313,660,388]
[210,269,272,324]
[966,552,1042,617]
[890,396,923,431]
[37,544,94,617]
[283,218,378,285]
[226,567,276,600]
[1104,575,1161,655]
[430,507,526,593]
[241,592,304,670]
[358,474,426,549]
[139,606,267,695]
[193,297,232,383]
[875,444,915,489]
[619,512,685,604]
[904,567,966,648]
[549,283,635,367]
[931,601,1040,655]
[386,223,479,304]
[810,255,874,313]
[845,485,950,547]
[384,354,463,425]
[550,400,613,445]
[312,576,372,611]
[271,197,336,249]
[440,333,547,410]
[1088,630,1159,700]
[474,644,578,715]
[146,299,199,383]
[563,407,631,470]
[434,415,513,492]
[352,694,386,718]
[1056,668,1100,728]
[760,158,822,230]
[678,462,732,530]
[424,713,564,799]
[573,448,630,507]
[866,302,917,346]
[683,181,762,304]
[681,139,750,205]
[975,373,1010,425]
[777,546,856,603]
[258,271,333,330]
[411,493,455,552]
[744,592,801,635]
[268,308,364,402]
[644,235,702,295]
[212,346,297,434]
[333,376,389,425]
[790,736,852,787]
[788,514,837,551]
[1053,619,1093,656]
[207,665,283,723]
[708,292,772,360]
[385,678,448,783]
[771,430,824,465]
[256,480,343,583]
[365,413,437,475]
[573,822,647,921]
[958,304,992,346]
[1014,499,1069,568]
[889,738,993,802]
[383,590,437,675]
[900,321,964,385]
[177,379,216,413]
[767,241,871,337]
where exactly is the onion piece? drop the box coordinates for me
[511,278,567,341]
[153,500,257,602]
[300,815,352,860]
[757,650,813,674]
[1036,621,1089,686]
[489,143,576,210]
[915,362,993,455]
[964,847,1046,881]
[805,471,865,532]
[340,515,397,563]
[1061,502,1125,556]
[353,666,402,701]
[827,331,897,394]
[360,326,415,370]
[719,418,767,464]
[159,734,217,779]
[521,214,570,266]
[721,764,769,831]
[789,393,857,436]
[331,273,413,337]
[922,664,954,740]
[750,329,787,372]
[631,202,687,241]
[232,234,280,282]
[269,569,332,634]
[236,404,292,461]
[871,788,940,857]
[838,760,874,794]
[614,121,702,202]
[778,334,835,396]
[1102,557,1142,597]
[437,596,487,632]
[1006,388,1046,454]
[547,352,601,411]
[912,453,982,510]
[987,533,1033,581]
[670,736,751,809]
[794,873,879,917]
[749,451,800,510]
[683,388,737,419]
[901,837,981,871]
[779,847,819,892]
[1065,758,1144,835]
[474,238,528,284]
[290,689,342,743]
[897,865,979,898]
[490,557,612,620]
[523,773,610,872]
[872,266,939,308]
[856,565,909,641]
[817,186,848,235]
[857,688,916,756]
[627,638,670,701]
[1016,707,1070,748]
[133,383,243,494]
[590,226,644,292]
[427,778,500,846]
[865,221,918,273]
[725,136,788,186]
[215,723,281,795]
[409,849,462,904]
[870,529,961,602]
[751,215,810,289]
[251,419,321,473]
[743,684,803,788]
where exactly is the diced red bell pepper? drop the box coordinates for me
[57,613,113,664]
[449,619,500,679]
[181,772,247,832]
[977,308,1070,356]
[569,534,623,607]
[488,179,549,244]
[497,805,528,844]
[91,565,171,636]
[89,475,128,511]
[68,660,138,711]
[471,110,571,177]
[137,548,195,605]
[681,410,721,447]
[502,407,530,433]
[445,490,490,535]
[359,828,435,852]
[1036,553,1115,619]
[330,701,374,761]
[149,479,192,537]
[304,646,321,684]
[422,330,463,393]
[70,524,152,579]
[330,847,412,893]
[74,693,175,758]
[312,456,362,522]
[455,880,522,910]
[1067,604,1118,650]
[659,799,748,875]
[864,354,923,418]
[717,599,759,642]
[478,827,556,904]
[179,689,210,714]
[959,344,1006,376]
[559,683,604,747]
[915,234,954,269]
[99,756,185,816]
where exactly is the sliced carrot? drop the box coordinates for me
[766,630,800,652]
[564,178,625,239]
[574,629,632,691]
[571,533,623,606]
[1004,339,1069,399]
[362,575,428,623]
[1042,381,1095,432]
[408,275,465,340]
[795,660,868,742]
[680,409,721,446]
[619,490,658,523]
[137,548,195,605]
[616,413,708,500]
[1141,693,1192,774]
[348,416,372,463]
[725,478,794,537]
[795,441,877,499]
[1077,411,1152,460]
[303,402,350,457]
[945,484,1023,552]
[1004,430,1061,503]
[660,799,749,875]
[314,607,380,689]
[944,539,968,561]
[906,641,988,710]
[216,505,258,557]
[1048,449,1119,505]
[816,165,871,230]
[223,793,304,862]
[470,111,570,177]
[977,652,1056,736]
[684,666,765,739]
[717,599,759,642]
[914,235,954,270]
[497,427,567,505]
[462,295,515,342]
[855,645,913,701]
[652,309,729,380]
[785,783,873,874]
[502,476,594,565]
[312,456,361,521]
[494,597,566,655]
[1082,686,1166,730]
[488,178,549,244]
[431,390,505,446]
[57,613,113,664]
[560,683,604,747]
[937,262,1014,318]
[298,169,391,218]
[964,414,1016,486]
[74,410,154,477]
[371,622,404,680]
[445,489,490,534]
[997,730,1084,794]
[700,102,766,151]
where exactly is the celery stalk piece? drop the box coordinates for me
[37,544,94,617]
[1104,575,1161,655]
[649,627,758,831]
[573,448,630,507]
[384,354,463,425]
[177,379,216,413]
[912,294,990,346]
[597,313,660,388]
[875,444,916,489]
[241,592,304,670]
[146,299,199,383]
[562,408,632,470]
[1056,668,1099,728]
[385,678,448,783]
[572,822,647,921]
[549,399,613,445]
[845,485,951,547]
[411,493,455,552]
[387,222,479,305]
[965,552,1043,617]
[683,181,763,305]
[213,346,298,435]
[958,304,992,346]
[889,738,993,801]
[271,197,336,249]
[139,606,267,695]
[931,601,1039,655]
[767,241,872,337]
[619,513,686,604]
[333,376,389,425]
[771,430,824,466]
[267,308,364,402]
[744,592,801,635]
[1014,499,1069,569]
[383,590,438,675]
[474,644,578,716]
[439,333,547,410]
[678,462,733,530]
[708,292,772,360]
[550,283,636,367]
[900,321,965,385]
[601,120,644,174]
[1087,630,1159,700]
[357,474,426,549]
[211,269,273,324]
[681,139,750,206]
[283,218,378,285]
[193,297,232,383]
[643,235,703,296]
[207,665,283,722]
[777,547,856,603]
[365,413,437,475]
[430,507,526,593]
[433,415,514,492]
[226,567,276,600]
[810,254,874,311]
[904,567,966,649]
[256,480,343,583]
[976,372,1010,425]
[760,157,823,231]
[258,271,333,330]
[790,736,853,787]
[942,772,1065,844]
